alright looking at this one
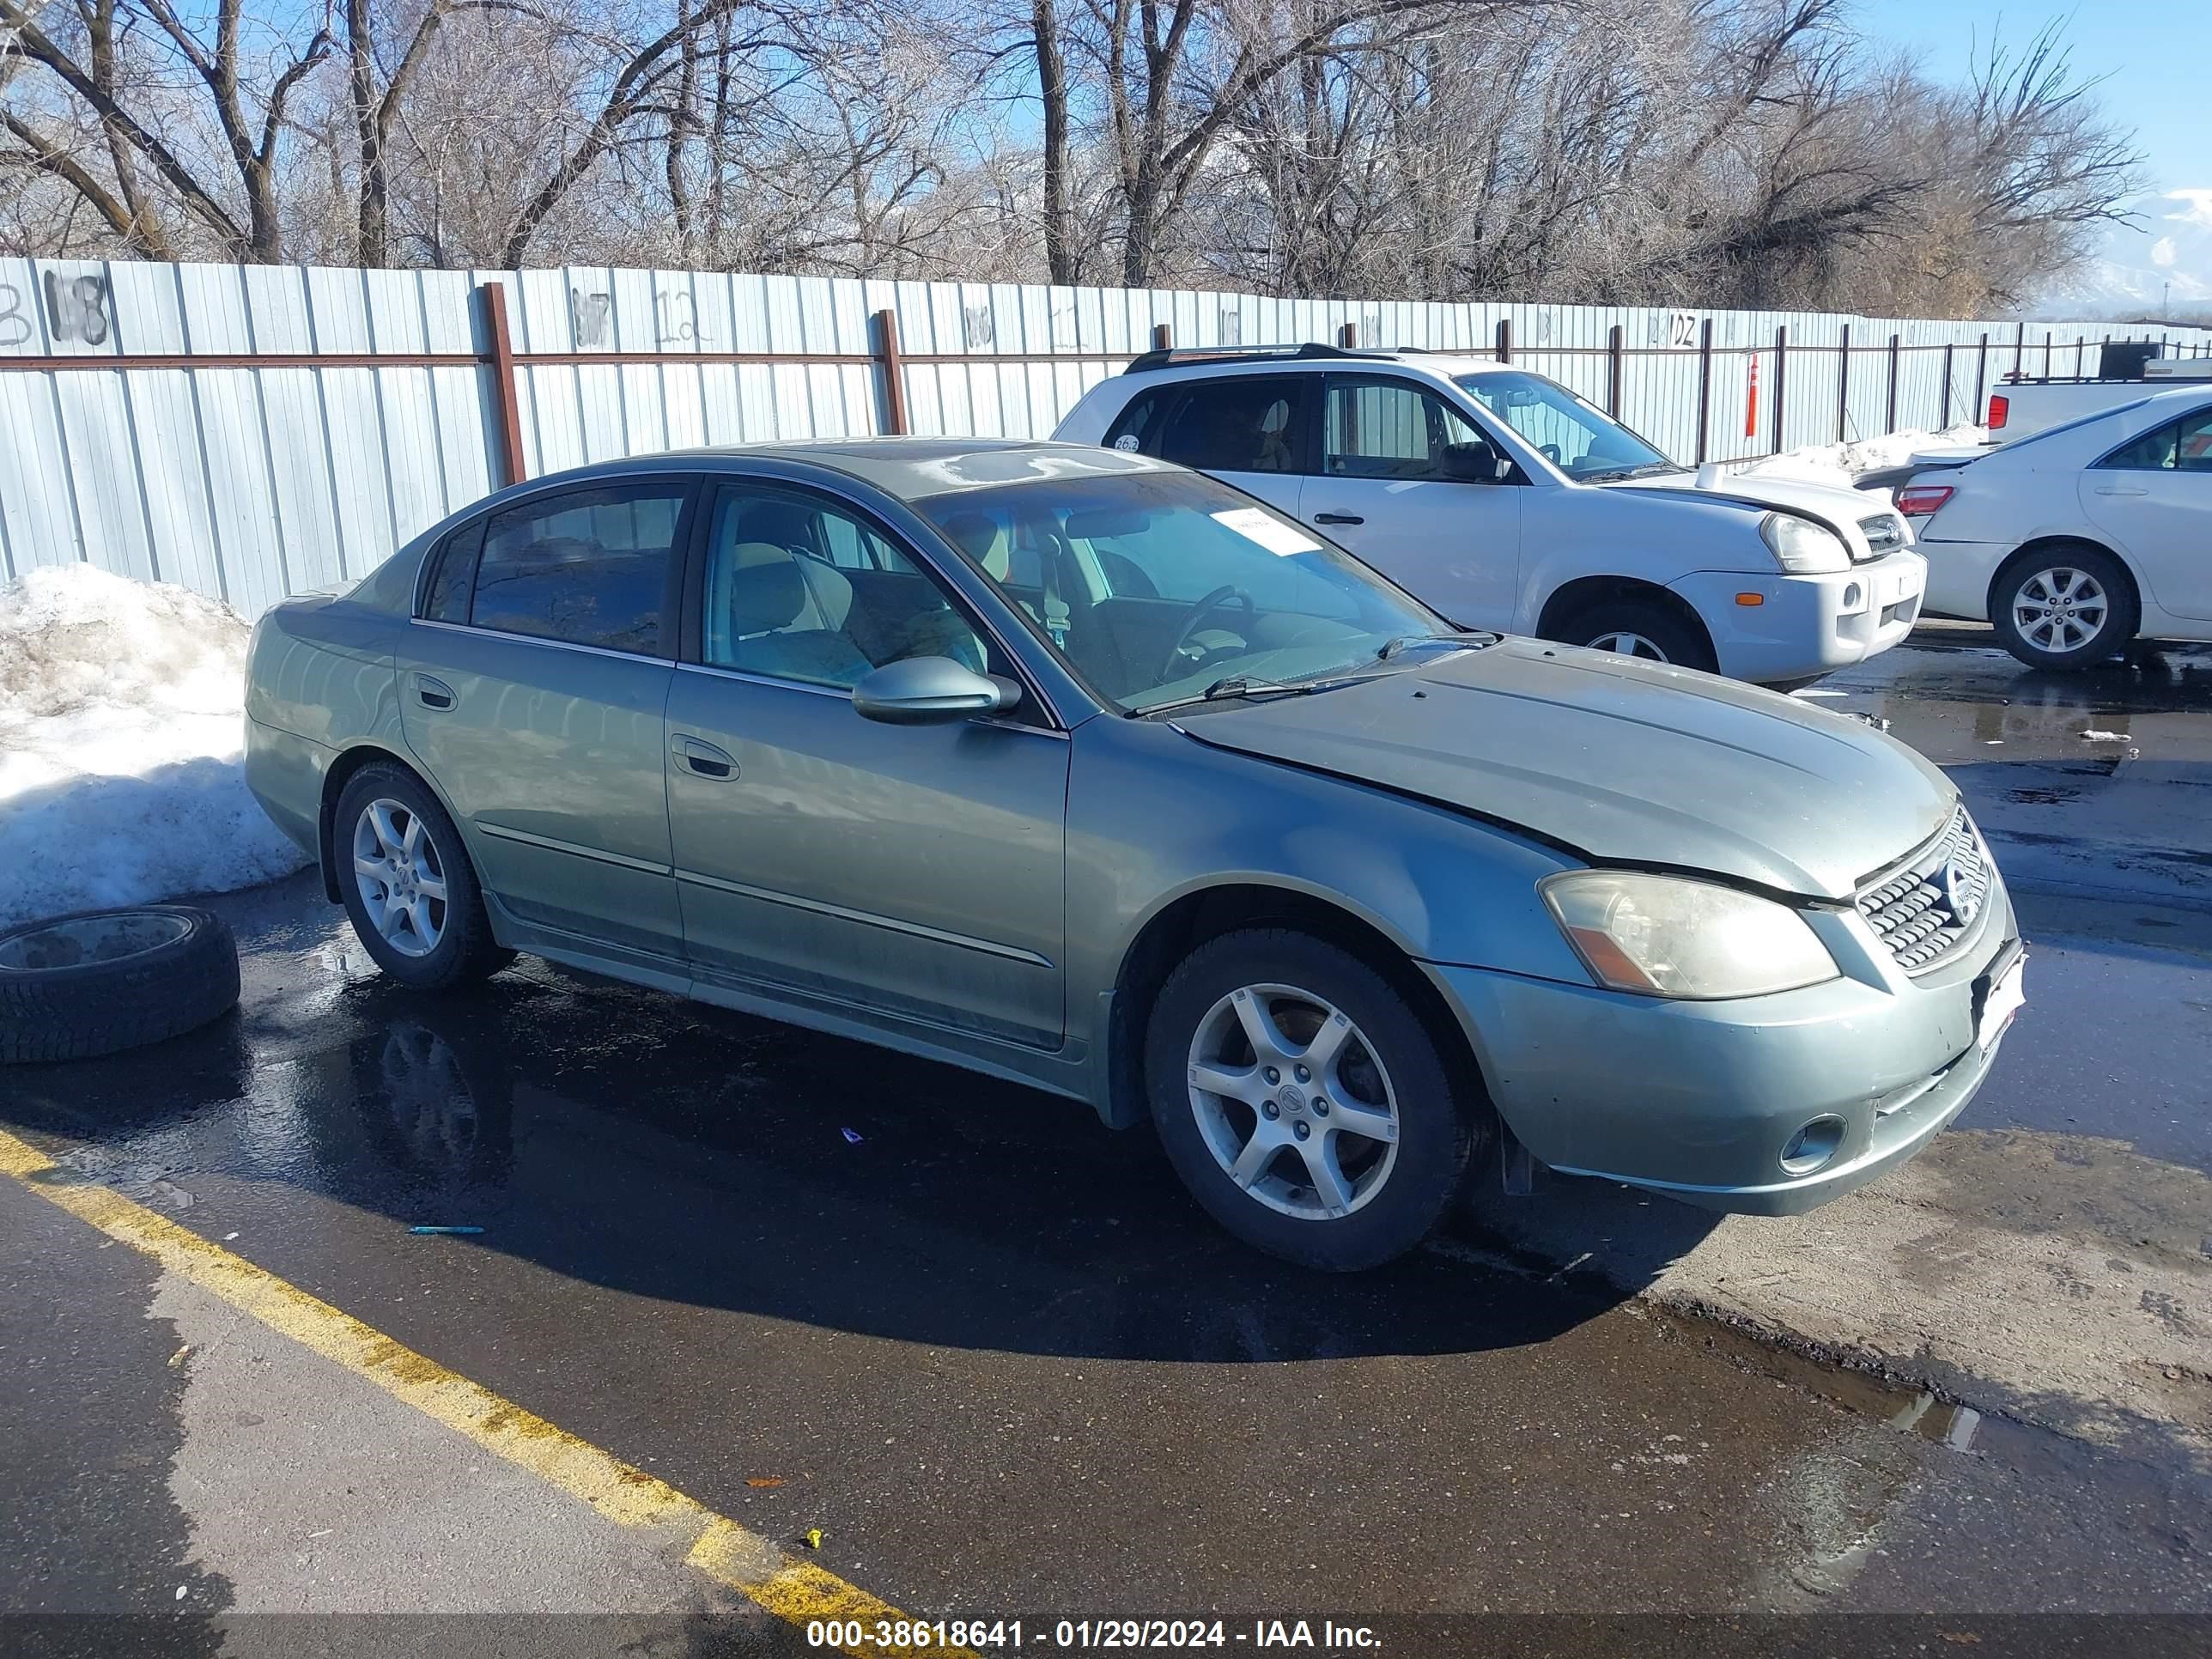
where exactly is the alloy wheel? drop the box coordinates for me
[352,799,448,959]
[1586,630,1670,661]
[1185,982,1401,1221]
[2010,567,2108,654]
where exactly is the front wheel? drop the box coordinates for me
[1551,599,1717,672]
[1144,929,1480,1271]
[333,763,514,990]
[1990,545,2138,670]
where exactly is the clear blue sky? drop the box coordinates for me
[1846,1,2204,194]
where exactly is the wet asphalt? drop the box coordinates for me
[3,624,2211,1646]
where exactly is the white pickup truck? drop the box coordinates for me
[1985,354,2212,444]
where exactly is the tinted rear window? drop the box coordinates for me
[469,483,688,653]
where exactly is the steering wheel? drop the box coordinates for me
[1160,585,1255,678]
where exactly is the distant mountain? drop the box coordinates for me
[2049,188,2212,317]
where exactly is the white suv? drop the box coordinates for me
[1053,346,1925,684]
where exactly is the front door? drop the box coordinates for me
[2081,404,2212,620]
[402,477,694,964]
[1301,374,1524,630]
[665,482,1069,1048]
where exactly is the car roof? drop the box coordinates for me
[562,436,1181,503]
[1116,347,1498,384]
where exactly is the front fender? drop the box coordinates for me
[1065,716,1593,1113]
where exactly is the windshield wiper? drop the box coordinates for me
[1581,461,1686,483]
[1140,673,1341,716]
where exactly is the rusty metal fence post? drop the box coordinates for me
[1496,318,1512,363]
[1975,332,1989,426]
[872,308,908,435]
[1607,324,1624,416]
[1886,332,1900,433]
[1941,342,1954,427]
[1338,321,1358,349]
[479,282,527,488]
[1151,323,1171,351]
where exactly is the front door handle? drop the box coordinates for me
[672,734,738,780]
[416,675,455,710]
[1314,511,1364,526]
[2093,483,2148,496]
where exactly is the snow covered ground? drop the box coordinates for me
[1734,422,1986,495]
[0,564,311,931]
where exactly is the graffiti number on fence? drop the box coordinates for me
[0,283,30,348]
[41,271,111,345]
[962,305,994,349]
[1668,311,1698,349]
[572,289,612,348]
[656,290,697,345]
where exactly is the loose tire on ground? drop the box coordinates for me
[1145,927,1482,1271]
[334,762,514,990]
[0,905,240,1063]
[1552,599,1718,672]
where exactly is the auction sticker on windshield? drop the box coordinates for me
[1211,507,1320,556]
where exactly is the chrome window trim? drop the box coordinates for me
[410,617,669,665]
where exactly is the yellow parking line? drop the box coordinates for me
[0,1127,975,1657]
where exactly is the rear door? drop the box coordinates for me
[403,477,695,966]
[1117,373,1310,519]
[1302,374,1523,630]
[2081,404,2212,621]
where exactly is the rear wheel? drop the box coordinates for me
[1552,599,1717,672]
[1990,544,2138,670]
[333,763,514,990]
[1145,929,1480,1271]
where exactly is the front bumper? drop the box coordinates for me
[1675,550,1925,682]
[1423,877,2021,1215]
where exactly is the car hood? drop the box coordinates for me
[1605,469,1906,556]
[1171,639,1955,901]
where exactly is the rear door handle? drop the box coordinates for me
[415,675,454,710]
[672,734,738,780]
[1314,511,1364,526]
[2093,483,2148,496]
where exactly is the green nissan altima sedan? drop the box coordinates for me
[245,438,2027,1269]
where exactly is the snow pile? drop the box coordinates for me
[0,564,312,930]
[1735,423,1986,495]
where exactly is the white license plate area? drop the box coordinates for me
[1978,951,2027,1053]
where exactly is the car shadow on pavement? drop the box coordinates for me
[0,927,1715,1365]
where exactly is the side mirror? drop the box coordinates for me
[851,656,1020,725]
[1440,443,1513,483]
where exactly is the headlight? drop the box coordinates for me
[1760,512,1850,574]
[1540,872,1839,999]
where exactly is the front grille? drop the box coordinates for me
[1856,806,1992,972]
[1856,513,1905,559]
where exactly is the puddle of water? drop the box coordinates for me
[1656,1311,1984,1447]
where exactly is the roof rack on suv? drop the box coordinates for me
[1120,342,1393,375]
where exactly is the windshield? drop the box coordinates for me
[1453,370,1674,481]
[914,471,1459,714]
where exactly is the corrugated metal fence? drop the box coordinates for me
[3,257,2207,616]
